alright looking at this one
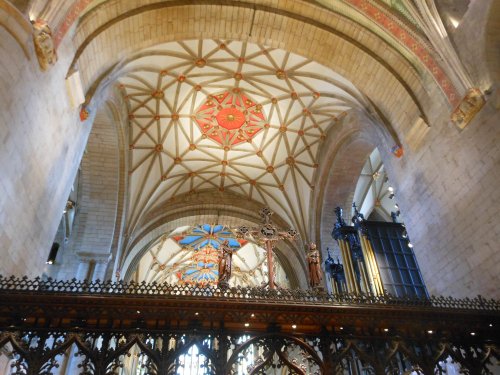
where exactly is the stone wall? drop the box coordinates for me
[56,104,123,281]
[379,1,500,298]
[0,23,91,277]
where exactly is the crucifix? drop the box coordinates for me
[235,207,297,289]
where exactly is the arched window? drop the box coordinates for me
[131,224,290,288]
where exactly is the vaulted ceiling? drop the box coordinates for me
[118,39,370,238]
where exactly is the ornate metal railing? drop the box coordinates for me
[0,275,498,310]
[0,275,499,374]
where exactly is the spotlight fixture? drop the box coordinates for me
[292,324,297,329]
[244,323,250,327]
[383,328,389,332]
[470,332,476,336]
[427,330,433,334]
[408,243,414,248]
[388,186,394,192]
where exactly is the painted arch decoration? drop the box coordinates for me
[132,224,290,288]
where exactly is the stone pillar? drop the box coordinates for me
[75,261,90,281]
[92,261,108,281]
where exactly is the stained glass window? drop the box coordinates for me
[132,224,290,288]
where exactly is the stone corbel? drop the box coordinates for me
[32,19,57,71]
[451,88,486,129]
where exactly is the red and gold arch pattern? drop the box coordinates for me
[195,89,266,146]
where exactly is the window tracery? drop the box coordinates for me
[132,224,290,288]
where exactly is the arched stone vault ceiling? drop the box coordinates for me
[63,0,452,131]
[33,0,474,279]
[117,39,373,240]
[41,0,462,107]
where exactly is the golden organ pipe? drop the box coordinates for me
[358,258,370,293]
[360,235,384,295]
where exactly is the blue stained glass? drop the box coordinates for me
[173,224,247,286]
[198,262,215,267]
[213,224,224,233]
[179,235,203,245]
[198,239,209,248]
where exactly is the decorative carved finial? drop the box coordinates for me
[351,203,366,232]
[259,207,273,224]
[324,247,335,271]
[334,207,346,226]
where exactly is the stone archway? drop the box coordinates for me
[311,109,387,251]
[66,1,450,141]
[120,192,308,288]
[58,96,128,281]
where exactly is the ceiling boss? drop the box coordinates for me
[194,89,266,146]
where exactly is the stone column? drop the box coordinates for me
[92,261,108,281]
[75,261,90,281]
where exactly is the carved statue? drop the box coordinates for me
[306,242,323,288]
[218,240,233,288]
